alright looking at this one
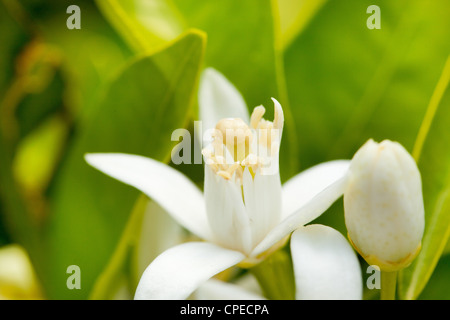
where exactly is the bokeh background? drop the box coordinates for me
[0,0,449,299]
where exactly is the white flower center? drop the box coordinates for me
[202,105,282,184]
[202,102,284,255]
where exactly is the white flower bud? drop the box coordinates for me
[344,139,425,271]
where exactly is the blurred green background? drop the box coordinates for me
[0,0,449,299]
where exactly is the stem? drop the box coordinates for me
[381,271,397,300]
[250,248,295,300]
[89,195,148,299]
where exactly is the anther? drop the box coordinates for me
[250,106,266,129]
[215,118,253,162]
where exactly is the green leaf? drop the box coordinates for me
[173,0,278,109]
[444,238,450,255]
[416,253,450,300]
[171,0,299,180]
[98,0,300,180]
[13,115,68,196]
[89,196,184,299]
[0,2,134,292]
[0,0,54,280]
[276,0,327,50]
[0,2,66,144]
[88,194,147,300]
[0,131,46,284]
[0,0,30,99]
[285,0,450,168]
[14,65,66,140]
[283,0,450,238]
[42,30,205,299]
[95,0,185,52]
[21,0,134,126]
[398,56,450,300]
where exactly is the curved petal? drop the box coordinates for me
[271,97,284,140]
[204,165,252,254]
[251,175,349,257]
[291,225,362,300]
[199,68,249,142]
[137,200,185,276]
[0,245,42,299]
[243,168,282,249]
[85,153,212,240]
[282,160,350,220]
[134,242,245,300]
[195,279,265,300]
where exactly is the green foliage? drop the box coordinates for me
[97,0,300,180]
[418,253,450,300]
[94,0,184,52]
[42,30,205,299]
[285,0,450,168]
[398,57,450,300]
[173,0,299,180]
[1,0,450,300]
[287,1,450,275]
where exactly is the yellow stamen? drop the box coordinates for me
[217,171,232,180]
[250,106,266,129]
[217,162,240,180]
[203,100,284,183]
[215,118,253,162]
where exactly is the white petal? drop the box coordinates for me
[204,165,252,254]
[344,139,424,270]
[195,279,265,300]
[251,175,348,257]
[134,242,245,300]
[199,68,249,142]
[271,97,284,139]
[291,225,362,300]
[281,160,350,220]
[243,168,282,248]
[0,245,39,294]
[137,200,185,276]
[85,153,212,240]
